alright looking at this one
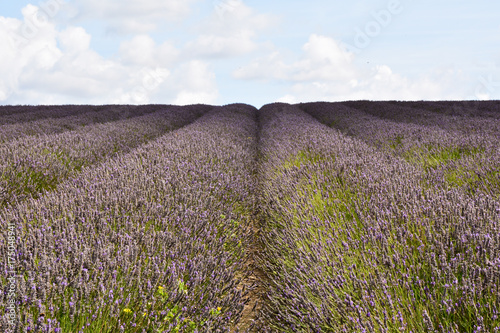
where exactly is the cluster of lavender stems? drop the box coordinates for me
[0,105,160,144]
[1,103,259,332]
[299,102,500,199]
[0,105,155,125]
[0,105,211,207]
[389,100,500,119]
[341,101,500,139]
[253,103,499,332]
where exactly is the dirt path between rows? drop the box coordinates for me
[231,111,268,332]
[231,217,267,333]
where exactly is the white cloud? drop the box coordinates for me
[233,51,288,80]
[0,5,218,105]
[235,34,468,103]
[112,67,171,104]
[174,90,217,105]
[67,0,198,34]
[118,35,179,67]
[207,0,274,34]
[183,0,276,58]
[275,94,297,104]
[234,34,355,82]
[185,31,257,58]
[58,26,91,53]
[0,5,63,101]
[291,34,355,81]
[113,61,219,105]
[169,60,218,105]
[281,65,465,103]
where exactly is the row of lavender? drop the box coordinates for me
[298,102,500,199]
[341,101,500,139]
[0,105,211,208]
[0,105,162,144]
[0,105,85,118]
[254,103,500,332]
[1,104,259,332]
[390,100,500,119]
[0,105,143,124]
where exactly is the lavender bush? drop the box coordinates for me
[0,105,211,207]
[0,106,159,144]
[0,105,144,125]
[299,102,500,199]
[0,104,259,332]
[342,101,500,139]
[390,101,500,119]
[254,103,500,332]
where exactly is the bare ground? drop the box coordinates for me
[231,219,267,333]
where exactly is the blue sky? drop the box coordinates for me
[1,0,499,107]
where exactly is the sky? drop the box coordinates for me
[0,0,499,108]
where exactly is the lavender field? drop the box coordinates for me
[1,101,499,332]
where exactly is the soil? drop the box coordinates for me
[231,219,267,333]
